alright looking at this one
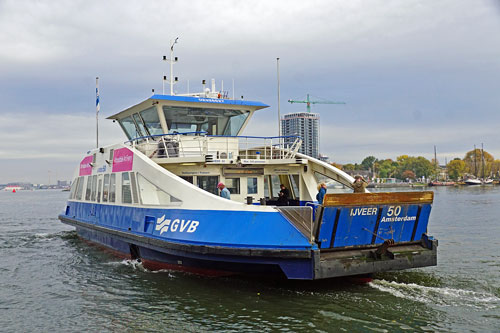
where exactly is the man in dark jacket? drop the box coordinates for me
[277,184,290,206]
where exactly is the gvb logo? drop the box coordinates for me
[155,215,199,235]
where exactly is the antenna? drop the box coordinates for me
[163,37,179,95]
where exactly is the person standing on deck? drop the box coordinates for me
[277,184,290,206]
[316,183,327,204]
[217,182,231,200]
[352,175,368,193]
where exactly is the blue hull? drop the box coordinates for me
[60,201,316,279]
[59,192,438,280]
[74,224,310,278]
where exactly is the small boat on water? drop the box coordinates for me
[58,54,437,280]
[464,178,483,185]
[429,181,455,186]
[4,186,22,192]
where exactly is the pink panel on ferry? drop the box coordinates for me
[112,148,134,172]
[79,156,93,176]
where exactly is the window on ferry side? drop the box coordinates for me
[75,177,85,200]
[90,175,97,201]
[96,178,102,203]
[69,178,78,199]
[85,176,92,201]
[180,176,193,184]
[119,116,142,140]
[290,174,300,198]
[130,172,139,203]
[102,174,110,202]
[264,176,270,198]
[270,175,281,198]
[140,107,164,136]
[137,173,181,205]
[122,172,133,204]
[225,178,240,194]
[247,177,258,194]
[109,174,116,203]
[197,176,219,195]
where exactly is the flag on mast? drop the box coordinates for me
[96,77,99,148]
[96,77,100,113]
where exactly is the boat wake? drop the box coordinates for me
[108,259,177,277]
[369,279,500,310]
[104,259,146,270]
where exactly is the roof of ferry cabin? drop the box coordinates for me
[106,94,269,120]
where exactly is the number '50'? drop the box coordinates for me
[387,206,401,217]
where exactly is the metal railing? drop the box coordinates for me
[276,206,314,242]
[126,133,302,161]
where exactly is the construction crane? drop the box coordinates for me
[287,93,345,113]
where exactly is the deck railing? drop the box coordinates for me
[126,133,302,161]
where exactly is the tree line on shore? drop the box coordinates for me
[332,149,500,181]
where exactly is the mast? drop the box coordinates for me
[444,157,448,180]
[473,144,477,177]
[163,37,179,95]
[481,143,485,179]
[434,145,438,180]
[277,57,281,137]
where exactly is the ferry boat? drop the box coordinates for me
[58,62,437,280]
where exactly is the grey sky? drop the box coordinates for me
[1,0,499,183]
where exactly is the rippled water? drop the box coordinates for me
[0,187,499,332]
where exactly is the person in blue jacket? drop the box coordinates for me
[217,182,231,200]
[316,182,327,204]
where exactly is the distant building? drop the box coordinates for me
[57,180,69,187]
[344,170,371,181]
[281,112,320,158]
[319,154,329,163]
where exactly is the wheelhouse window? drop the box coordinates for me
[162,106,250,135]
[119,116,142,139]
[140,107,163,135]
[133,113,149,137]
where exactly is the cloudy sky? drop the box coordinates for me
[1,0,499,184]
